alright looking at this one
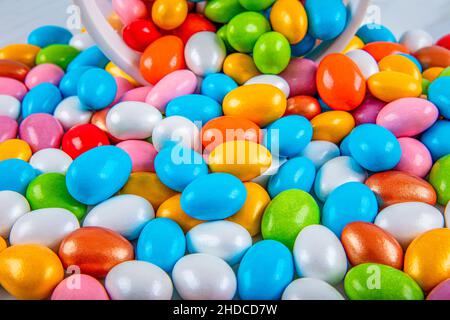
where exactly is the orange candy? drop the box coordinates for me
[58,227,134,278]
[140,35,186,85]
[285,95,321,120]
[363,41,410,62]
[414,45,450,69]
[201,116,262,152]
[0,44,41,68]
[316,53,366,111]
[0,59,29,82]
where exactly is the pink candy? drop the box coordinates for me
[352,95,386,125]
[117,140,157,172]
[280,58,317,97]
[0,116,18,143]
[51,274,109,300]
[395,137,433,178]
[111,76,135,106]
[112,0,148,25]
[121,86,153,103]
[25,64,65,89]
[0,77,28,101]
[19,113,64,152]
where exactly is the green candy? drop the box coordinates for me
[262,189,320,250]
[238,0,275,11]
[227,12,271,53]
[422,78,430,95]
[344,263,424,300]
[217,25,234,53]
[26,173,87,220]
[439,66,450,78]
[35,44,79,70]
[253,31,291,74]
[205,0,245,24]
[429,154,450,205]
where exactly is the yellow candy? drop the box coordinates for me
[0,44,41,68]
[270,0,308,45]
[311,111,355,144]
[368,71,422,102]
[156,194,204,233]
[0,237,6,252]
[378,54,422,81]
[423,67,444,82]
[152,0,188,30]
[0,244,64,300]
[209,140,272,181]
[227,182,270,236]
[106,61,139,86]
[108,12,124,32]
[223,84,286,127]
[223,53,261,85]
[120,172,177,210]
[343,36,364,54]
[404,228,450,292]
[0,139,32,162]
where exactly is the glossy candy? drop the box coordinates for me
[253,32,291,74]
[0,139,32,162]
[67,46,109,71]
[152,116,200,152]
[152,0,188,30]
[227,12,270,53]
[285,96,321,120]
[19,113,64,152]
[400,29,433,53]
[363,42,409,62]
[223,53,261,84]
[28,25,72,48]
[54,96,93,131]
[245,75,290,98]
[0,117,18,143]
[112,0,148,25]
[428,76,450,119]
[429,155,450,205]
[0,95,21,119]
[298,141,340,169]
[185,32,226,76]
[282,278,344,300]
[21,83,62,118]
[0,191,30,238]
[51,274,109,300]
[238,0,274,11]
[280,58,317,97]
[173,13,216,44]
[427,279,450,300]
[0,60,29,82]
[395,138,432,178]
[201,73,238,103]
[345,49,379,80]
[0,77,28,101]
[116,140,157,173]
[77,68,117,111]
[421,120,450,161]
[35,44,79,70]
[204,0,244,23]
[270,0,307,45]
[62,124,110,159]
[25,63,64,89]
[304,0,347,41]
[378,54,422,81]
[0,159,37,195]
[166,94,222,124]
[123,20,162,52]
[29,148,72,174]
[356,24,396,44]
[0,44,41,68]
[58,66,91,97]
[351,95,385,125]
[311,111,355,144]
[415,45,450,69]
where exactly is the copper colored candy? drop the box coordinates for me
[414,45,450,69]
[0,59,29,82]
[58,227,134,278]
[341,222,404,269]
[285,95,321,120]
[365,171,437,208]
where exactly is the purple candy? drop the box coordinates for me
[351,95,386,125]
[427,279,450,300]
[280,58,317,97]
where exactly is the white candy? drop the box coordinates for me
[0,191,30,238]
[245,75,290,97]
[252,157,287,188]
[29,148,73,174]
[9,208,79,251]
[54,96,93,131]
[346,49,380,79]
[375,202,444,249]
[314,156,368,202]
[0,95,21,120]
[106,101,163,140]
[172,254,237,300]
[152,116,201,152]
[83,195,154,240]
[400,29,433,53]
[293,225,347,285]
[445,202,449,228]
[298,141,341,169]
[186,221,252,265]
[105,261,173,300]
[282,278,345,300]
[185,32,226,76]
[69,32,96,51]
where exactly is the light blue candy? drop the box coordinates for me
[201,73,238,103]
[291,33,316,57]
[21,83,62,118]
[348,124,402,172]
[66,146,132,205]
[305,0,347,41]
[0,159,37,195]
[322,182,378,237]
[181,173,247,220]
[356,23,397,43]
[67,46,109,71]
[340,134,352,156]
[59,66,92,97]
[28,25,72,48]
[238,240,294,300]
[137,218,186,273]
[267,157,316,198]
[165,94,223,125]
[421,120,450,161]
[154,146,208,192]
[299,140,340,169]
[264,115,313,158]
[77,68,117,111]
[428,76,450,119]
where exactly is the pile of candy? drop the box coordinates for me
[0,0,450,301]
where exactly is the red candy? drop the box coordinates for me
[363,42,410,62]
[173,13,217,44]
[436,34,450,50]
[62,124,110,159]
[123,19,162,52]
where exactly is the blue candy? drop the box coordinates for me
[21,83,62,118]
[201,73,238,103]
[28,25,72,48]
[356,23,397,43]
[421,120,450,161]
[66,146,132,205]
[264,115,313,158]
[166,94,223,125]
[339,134,352,156]
[238,240,294,300]
[305,0,347,41]
[77,68,117,110]
[291,33,316,57]
[154,146,208,192]
[267,157,316,198]
[348,124,402,172]
[59,66,92,97]
[428,76,450,119]
[137,218,186,273]
[0,159,37,195]
[322,182,378,237]
[181,173,247,220]
[67,46,109,71]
